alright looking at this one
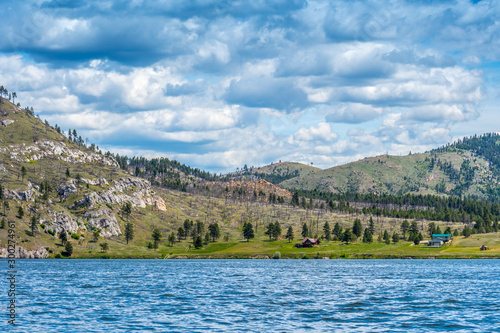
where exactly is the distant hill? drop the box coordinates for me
[235,134,500,202]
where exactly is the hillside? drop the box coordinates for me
[237,135,500,202]
[1,94,500,259]
[0,96,430,258]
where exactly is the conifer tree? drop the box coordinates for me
[59,229,68,245]
[301,222,309,238]
[152,228,162,250]
[286,226,294,243]
[242,222,254,242]
[383,230,390,244]
[323,221,331,241]
[362,228,373,243]
[124,222,134,244]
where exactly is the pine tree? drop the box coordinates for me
[401,220,410,240]
[21,166,27,182]
[177,227,185,242]
[59,229,68,245]
[368,216,375,234]
[194,236,203,248]
[333,222,343,240]
[152,228,162,250]
[392,232,399,243]
[323,222,331,241]
[17,206,24,218]
[342,228,354,244]
[168,232,176,246]
[414,232,423,245]
[352,219,363,238]
[99,242,109,253]
[286,226,294,243]
[274,221,281,240]
[301,222,309,238]
[362,228,373,243]
[383,230,390,244]
[124,222,134,244]
[265,223,275,241]
[0,218,5,229]
[208,222,220,242]
[30,216,38,236]
[64,241,73,256]
[428,222,436,236]
[242,222,254,242]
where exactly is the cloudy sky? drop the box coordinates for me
[0,0,499,172]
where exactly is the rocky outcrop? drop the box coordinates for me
[71,177,166,211]
[77,178,109,186]
[0,246,49,259]
[42,211,82,235]
[1,119,15,126]
[57,181,78,199]
[57,178,109,199]
[83,208,121,237]
[6,140,118,166]
[5,182,36,201]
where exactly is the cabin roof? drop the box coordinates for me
[432,234,452,237]
[302,238,318,243]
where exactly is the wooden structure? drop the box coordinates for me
[480,245,488,251]
[302,238,320,248]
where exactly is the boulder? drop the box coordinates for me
[0,246,49,259]
[0,119,15,126]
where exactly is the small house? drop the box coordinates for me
[302,238,320,248]
[480,245,488,251]
[427,234,452,248]
[428,239,444,248]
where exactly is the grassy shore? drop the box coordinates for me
[51,232,500,259]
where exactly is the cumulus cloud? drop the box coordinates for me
[0,0,496,172]
[325,103,383,124]
[293,122,338,142]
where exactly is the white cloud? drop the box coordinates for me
[325,103,383,124]
[293,122,338,142]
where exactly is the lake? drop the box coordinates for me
[2,259,500,332]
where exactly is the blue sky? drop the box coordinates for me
[0,0,499,172]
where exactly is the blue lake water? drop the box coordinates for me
[2,259,500,332]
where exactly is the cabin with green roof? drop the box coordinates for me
[428,234,452,247]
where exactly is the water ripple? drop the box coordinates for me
[2,259,500,332]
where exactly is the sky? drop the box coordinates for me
[0,0,499,173]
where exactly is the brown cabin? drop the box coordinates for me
[480,245,488,251]
[302,238,320,248]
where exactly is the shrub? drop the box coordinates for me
[71,233,80,240]
[40,224,46,229]
[48,230,55,236]
[106,203,112,209]
[55,253,62,259]
[273,251,281,259]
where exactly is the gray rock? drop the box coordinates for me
[0,246,49,259]
[1,119,15,126]
[57,182,78,198]
[42,211,82,235]
[5,182,36,201]
[84,208,121,237]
